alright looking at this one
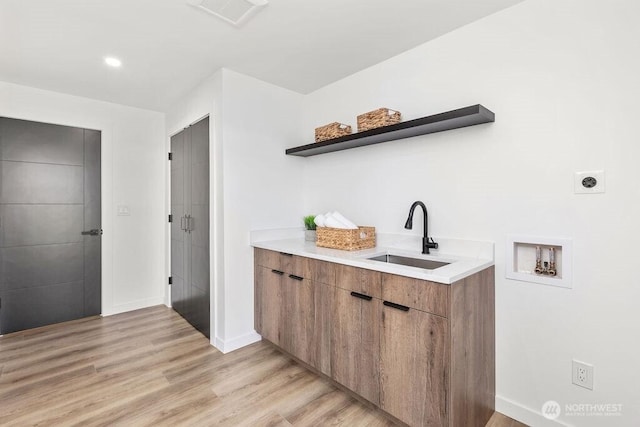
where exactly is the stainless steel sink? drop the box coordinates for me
[367,254,450,270]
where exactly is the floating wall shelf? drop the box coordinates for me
[285,104,495,157]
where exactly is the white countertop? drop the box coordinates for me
[250,228,494,285]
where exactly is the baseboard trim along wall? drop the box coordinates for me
[103,297,166,317]
[214,331,262,354]
[496,395,572,427]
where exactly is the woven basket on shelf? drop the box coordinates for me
[315,122,352,142]
[316,226,376,251]
[357,108,401,132]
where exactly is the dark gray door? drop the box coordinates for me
[170,127,189,320]
[171,116,209,338]
[0,117,101,334]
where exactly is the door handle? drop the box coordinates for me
[183,215,193,233]
[180,216,186,231]
[81,229,103,236]
[183,215,192,233]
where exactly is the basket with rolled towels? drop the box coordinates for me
[313,211,376,251]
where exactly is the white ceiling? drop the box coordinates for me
[0,0,524,112]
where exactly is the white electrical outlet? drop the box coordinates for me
[574,170,605,194]
[572,360,594,390]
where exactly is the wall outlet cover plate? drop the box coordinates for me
[572,359,594,390]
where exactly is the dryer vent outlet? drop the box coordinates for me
[574,170,605,194]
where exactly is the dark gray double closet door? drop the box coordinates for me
[0,117,101,334]
[171,117,210,338]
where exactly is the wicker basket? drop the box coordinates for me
[357,108,401,132]
[315,122,352,142]
[316,226,376,251]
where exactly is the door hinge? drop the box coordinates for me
[168,152,173,160]
[168,276,173,285]
[168,214,173,223]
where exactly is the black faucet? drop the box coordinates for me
[404,201,438,254]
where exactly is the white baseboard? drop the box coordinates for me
[165,285,171,307]
[102,296,166,316]
[496,395,573,427]
[213,331,262,354]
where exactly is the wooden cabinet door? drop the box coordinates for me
[313,282,333,376]
[281,274,315,365]
[331,287,381,405]
[380,303,449,427]
[255,266,284,346]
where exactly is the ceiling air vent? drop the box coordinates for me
[187,0,268,27]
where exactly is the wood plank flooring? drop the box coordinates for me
[0,305,526,427]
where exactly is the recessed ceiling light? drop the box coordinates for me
[104,57,122,68]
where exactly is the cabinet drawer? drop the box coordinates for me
[309,258,336,286]
[254,248,310,278]
[381,273,449,317]
[335,264,381,299]
[255,248,280,270]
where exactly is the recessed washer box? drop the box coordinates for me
[506,235,572,288]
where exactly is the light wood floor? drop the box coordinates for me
[0,306,526,426]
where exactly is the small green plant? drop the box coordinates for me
[303,215,317,230]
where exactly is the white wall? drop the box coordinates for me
[220,70,305,348]
[166,69,305,352]
[299,0,640,425]
[0,81,166,315]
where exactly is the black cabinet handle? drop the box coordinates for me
[279,252,293,257]
[383,301,410,312]
[271,270,284,275]
[350,291,372,301]
[288,274,304,281]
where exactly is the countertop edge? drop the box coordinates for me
[251,238,494,285]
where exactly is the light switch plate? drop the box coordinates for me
[117,205,131,216]
[574,170,605,194]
